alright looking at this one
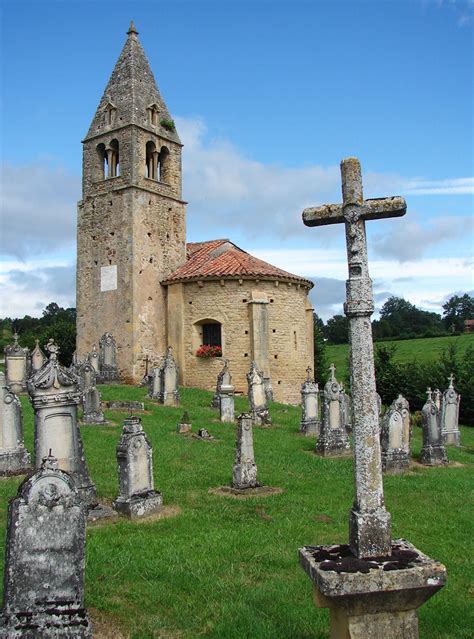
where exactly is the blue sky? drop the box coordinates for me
[1,0,472,320]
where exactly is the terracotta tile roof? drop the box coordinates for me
[162,240,313,287]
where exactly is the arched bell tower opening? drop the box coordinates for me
[76,22,187,383]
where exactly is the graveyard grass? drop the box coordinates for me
[0,387,472,639]
[326,333,474,381]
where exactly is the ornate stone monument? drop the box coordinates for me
[440,374,461,446]
[299,158,446,638]
[247,361,272,426]
[158,347,180,406]
[27,340,97,509]
[421,388,448,466]
[78,356,97,394]
[4,332,28,395]
[220,382,235,423]
[30,339,46,373]
[211,359,232,408]
[0,372,31,476]
[98,332,119,382]
[300,367,319,436]
[113,415,163,519]
[0,453,92,637]
[232,413,259,490]
[317,364,350,455]
[380,394,411,473]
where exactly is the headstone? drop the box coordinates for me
[317,364,350,456]
[0,453,92,637]
[299,158,446,637]
[176,411,192,434]
[148,364,162,400]
[89,343,100,374]
[220,383,235,423]
[341,386,352,433]
[27,339,97,508]
[300,366,319,436]
[211,359,231,408]
[30,339,46,373]
[232,413,259,489]
[99,332,119,382]
[141,354,150,387]
[421,388,448,465]
[113,415,163,519]
[4,332,28,395]
[82,385,106,424]
[78,356,97,394]
[433,388,442,412]
[0,373,31,476]
[380,394,411,473]
[104,400,145,411]
[440,374,461,446]
[158,347,180,406]
[247,361,272,426]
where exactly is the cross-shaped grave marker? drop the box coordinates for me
[303,157,406,558]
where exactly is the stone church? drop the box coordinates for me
[76,23,314,404]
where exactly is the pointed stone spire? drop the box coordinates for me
[85,24,180,144]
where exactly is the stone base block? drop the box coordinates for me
[299,539,447,639]
[0,448,31,476]
[349,507,392,558]
[0,608,92,638]
[316,429,351,456]
[300,419,320,436]
[251,409,272,427]
[177,423,192,434]
[158,392,180,406]
[81,411,106,424]
[442,430,461,447]
[113,491,163,519]
[420,444,448,466]
[382,450,410,474]
[87,501,117,524]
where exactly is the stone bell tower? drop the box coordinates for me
[76,22,186,383]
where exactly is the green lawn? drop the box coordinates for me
[0,386,472,638]
[326,333,474,382]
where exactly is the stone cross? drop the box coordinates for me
[328,363,336,381]
[303,157,406,558]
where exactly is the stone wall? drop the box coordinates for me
[167,278,314,404]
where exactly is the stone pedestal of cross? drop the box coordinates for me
[298,158,446,639]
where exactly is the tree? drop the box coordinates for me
[442,293,474,332]
[313,313,328,384]
[325,314,349,344]
[377,296,443,338]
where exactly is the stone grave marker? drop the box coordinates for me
[158,347,180,406]
[89,343,100,374]
[30,339,46,373]
[176,411,192,434]
[113,415,163,519]
[220,382,235,423]
[317,364,350,455]
[380,394,411,473]
[148,364,162,400]
[341,386,352,433]
[211,359,232,408]
[299,157,446,637]
[421,387,448,465]
[440,374,461,446]
[78,356,96,394]
[0,453,92,637]
[299,366,319,436]
[82,385,106,424]
[27,339,98,509]
[247,361,272,426]
[232,413,259,490]
[0,372,31,476]
[433,388,442,412]
[4,333,28,395]
[99,332,119,382]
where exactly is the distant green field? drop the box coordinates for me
[326,333,474,383]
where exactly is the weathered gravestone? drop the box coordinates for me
[148,364,162,400]
[158,347,180,406]
[440,374,461,446]
[220,382,235,423]
[98,332,119,382]
[421,387,448,466]
[0,373,31,476]
[4,333,28,395]
[299,158,446,638]
[27,340,97,509]
[30,339,46,373]
[317,364,350,455]
[89,344,100,374]
[232,413,259,490]
[211,359,232,408]
[82,386,106,424]
[300,367,319,436]
[341,386,352,433]
[78,356,96,394]
[247,361,272,426]
[113,415,163,519]
[380,394,411,473]
[0,453,92,637]
[433,388,442,412]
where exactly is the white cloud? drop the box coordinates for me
[401,177,474,196]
